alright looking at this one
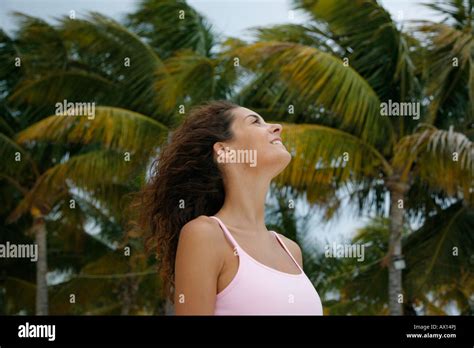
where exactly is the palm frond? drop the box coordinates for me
[276,123,392,212]
[416,21,473,126]
[4,277,36,314]
[16,106,168,155]
[0,132,36,178]
[59,12,170,120]
[7,149,143,222]
[126,0,217,59]
[0,29,24,99]
[249,23,344,55]
[9,71,117,107]
[154,49,217,112]
[293,0,419,102]
[423,0,474,28]
[10,13,68,73]
[394,126,473,201]
[404,201,474,297]
[226,41,394,147]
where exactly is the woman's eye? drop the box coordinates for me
[253,118,260,124]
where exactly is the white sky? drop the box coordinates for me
[1,0,443,36]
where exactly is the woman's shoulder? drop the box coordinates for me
[179,215,225,244]
[181,215,219,231]
[176,216,227,271]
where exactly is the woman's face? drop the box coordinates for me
[216,107,291,177]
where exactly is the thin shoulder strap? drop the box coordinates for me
[272,232,303,272]
[209,216,240,251]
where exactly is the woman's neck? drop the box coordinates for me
[216,173,270,235]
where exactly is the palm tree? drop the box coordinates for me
[1,1,240,314]
[1,0,472,316]
[126,0,241,111]
[0,14,169,314]
[314,207,473,315]
[1,105,167,315]
[222,0,473,314]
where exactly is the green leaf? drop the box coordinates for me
[293,0,418,102]
[17,106,168,154]
[7,149,142,222]
[404,201,474,301]
[394,126,473,201]
[126,0,217,59]
[226,41,394,147]
[277,124,392,210]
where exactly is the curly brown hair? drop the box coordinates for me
[135,100,239,303]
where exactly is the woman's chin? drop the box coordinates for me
[263,151,292,176]
[281,151,292,168]
[278,147,292,163]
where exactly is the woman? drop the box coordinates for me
[137,100,323,315]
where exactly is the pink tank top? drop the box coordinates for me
[210,216,323,315]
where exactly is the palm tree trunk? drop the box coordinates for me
[387,177,409,316]
[34,217,48,315]
[164,298,174,315]
[120,277,139,315]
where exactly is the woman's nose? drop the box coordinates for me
[271,123,282,134]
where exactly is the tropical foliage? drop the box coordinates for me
[0,0,472,315]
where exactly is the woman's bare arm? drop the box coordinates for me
[174,216,223,315]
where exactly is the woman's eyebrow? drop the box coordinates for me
[245,114,264,122]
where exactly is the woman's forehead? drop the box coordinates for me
[232,107,263,121]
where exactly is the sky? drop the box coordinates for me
[1,0,443,37]
[0,0,442,246]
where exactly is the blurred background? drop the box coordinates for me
[0,0,473,315]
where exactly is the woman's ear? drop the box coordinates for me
[213,142,225,156]
[213,142,230,165]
